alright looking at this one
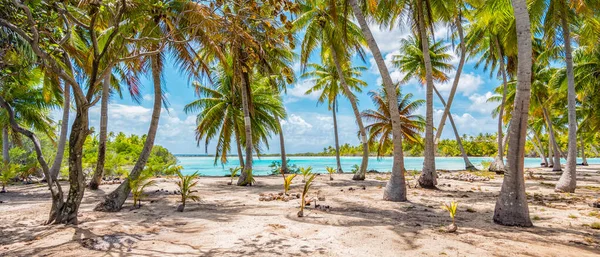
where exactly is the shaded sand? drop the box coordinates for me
[1,165,600,256]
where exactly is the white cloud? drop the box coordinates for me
[285,80,320,103]
[368,24,410,54]
[437,72,484,96]
[142,94,152,101]
[467,91,497,115]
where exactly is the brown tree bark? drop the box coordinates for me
[493,0,533,227]
[489,36,507,174]
[95,55,163,211]
[90,72,111,190]
[349,0,406,200]
[332,99,343,173]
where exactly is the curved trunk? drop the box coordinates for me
[556,9,577,192]
[276,119,287,174]
[236,59,254,186]
[542,107,562,171]
[532,132,547,167]
[435,14,466,151]
[2,127,9,164]
[329,47,368,181]
[493,0,533,227]
[349,0,406,201]
[50,83,70,180]
[416,0,437,188]
[433,86,476,170]
[90,72,111,190]
[332,99,343,173]
[234,125,244,168]
[489,36,507,173]
[95,55,162,211]
[0,96,65,224]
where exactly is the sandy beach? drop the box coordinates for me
[1,166,599,256]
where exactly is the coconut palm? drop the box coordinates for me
[301,60,367,173]
[493,0,533,227]
[184,60,286,166]
[349,0,409,200]
[294,0,371,180]
[361,88,425,158]
[533,0,600,193]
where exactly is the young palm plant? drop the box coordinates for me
[228,167,241,185]
[129,171,155,209]
[0,162,19,193]
[284,174,297,195]
[300,166,313,183]
[326,166,336,181]
[175,171,200,212]
[441,201,458,232]
[298,172,317,218]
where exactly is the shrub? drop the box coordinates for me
[480,160,492,170]
[175,171,200,212]
[269,160,300,175]
[0,162,19,192]
[350,164,360,174]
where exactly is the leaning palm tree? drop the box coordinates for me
[294,0,371,180]
[493,0,533,227]
[362,88,425,158]
[301,60,367,173]
[348,0,409,200]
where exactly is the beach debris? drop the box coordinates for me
[441,173,490,182]
[591,200,600,208]
[80,235,137,251]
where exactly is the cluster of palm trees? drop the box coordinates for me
[1,0,599,228]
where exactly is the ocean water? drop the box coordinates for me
[177,156,600,176]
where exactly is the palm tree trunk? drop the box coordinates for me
[234,125,244,168]
[329,46,368,181]
[276,119,287,174]
[580,136,588,166]
[433,86,476,170]
[90,72,111,190]
[95,55,163,212]
[493,0,533,227]
[548,138,554,167]
[0,96,65,224]
[556,8,578,192]
[416,0,437,188]
[489,36,507,174]
[532,132,548,167]
[49,82,70,180]
[332,99,343,173]
[236,61,254,186]
[435,14,466,151]
[542,107,562,171]
[2,127,9,164]
[349,0,406,200]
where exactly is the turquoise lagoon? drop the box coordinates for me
[176,156,600,176]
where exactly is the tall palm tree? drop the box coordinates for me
[493,0,533,227]
[184,61,286,166]
[96,0,218,211]
[361,88,425,158]
[350,0,409,200]
[301,61,367,173]
[534,0,600,193]
[295,0,371,180]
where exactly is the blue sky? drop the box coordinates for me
[78,23,502,155]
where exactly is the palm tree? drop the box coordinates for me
[301,61,367,173]
[96,0,218,211]
[295,0,371,180]
[534,0,600,193]
[350,0,409,200]
[493,0,533,227]
[184,61,286,166]
[362,88,425,158]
